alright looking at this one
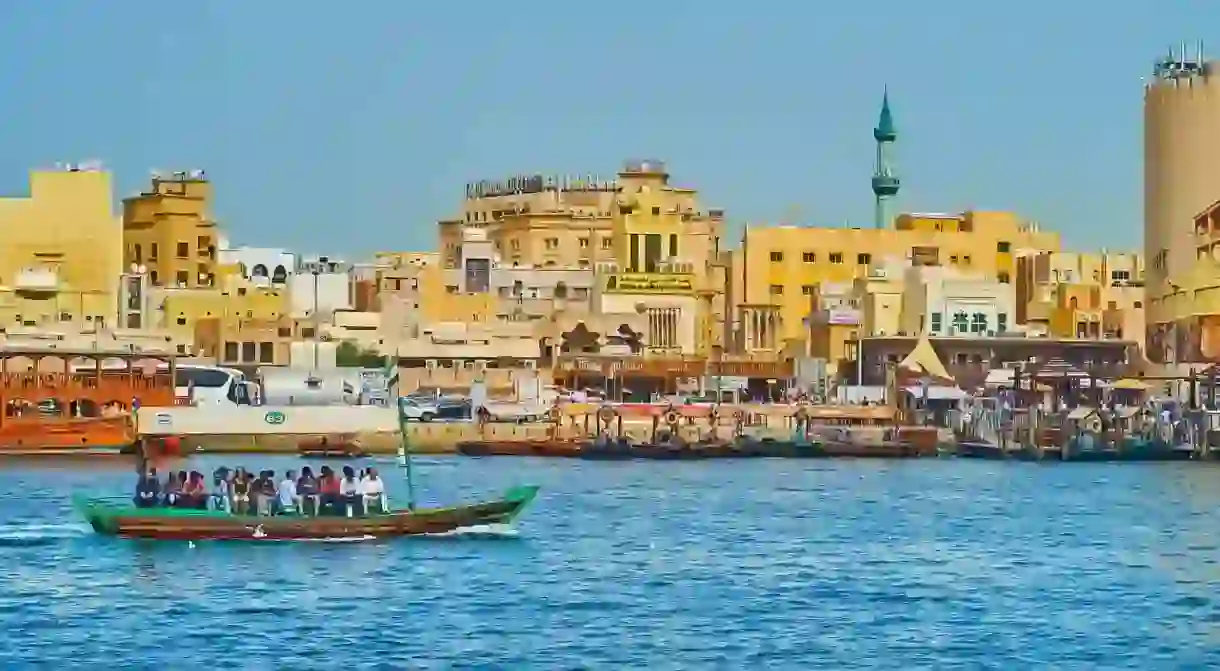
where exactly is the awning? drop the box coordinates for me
[1112,378,1149,390]
[902,385,968,400]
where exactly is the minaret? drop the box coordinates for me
[871,89,900,229]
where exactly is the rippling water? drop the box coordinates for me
[2,456,1220,668]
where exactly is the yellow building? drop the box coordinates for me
[152,264,289,349]
[123,171,219,289]
[1015,251,1144,341]
[0,165,123,329]
[736,210,1060,347]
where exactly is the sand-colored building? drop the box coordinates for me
[151,263,290,350]
[1015,251,1144,342]
[738,210,1058,347]
[122,171,219,289]
[0,165,124,329]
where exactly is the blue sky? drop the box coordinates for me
[0,1,1213,255]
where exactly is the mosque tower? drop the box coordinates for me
[871,90,900,229]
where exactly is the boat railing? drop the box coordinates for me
[0,372,172,392]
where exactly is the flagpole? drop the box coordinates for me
[388,354,416,510]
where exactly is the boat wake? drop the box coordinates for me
[422,523,519,539]
[0,523,90,547]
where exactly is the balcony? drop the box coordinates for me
[13,267,60,292]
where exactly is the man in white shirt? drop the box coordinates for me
[359,467,386,513]
[277,469,299,514]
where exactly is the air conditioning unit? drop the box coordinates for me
[425,359,437,370]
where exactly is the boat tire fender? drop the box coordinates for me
[665,411,680,426]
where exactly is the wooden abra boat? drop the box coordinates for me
[0,345,176,454]
[297,433,370,459]
[73,486,539,541]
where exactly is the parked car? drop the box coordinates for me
[400,396,472,422]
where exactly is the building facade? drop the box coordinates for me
[0,165,124,330]
[123,171,218,289]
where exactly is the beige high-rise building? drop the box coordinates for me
[1144,46,1218,325]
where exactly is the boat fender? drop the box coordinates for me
[665,411,680,426]
[1085,416,1102,434]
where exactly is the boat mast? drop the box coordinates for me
[390,355,415,510]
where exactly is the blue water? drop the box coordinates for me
[2,456,1220,669]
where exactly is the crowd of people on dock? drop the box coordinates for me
[133,464,388,516]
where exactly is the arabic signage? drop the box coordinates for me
[604,273,693,294]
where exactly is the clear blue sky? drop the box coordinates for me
[0,2,1213,256]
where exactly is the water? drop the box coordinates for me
[2,456,1220,669]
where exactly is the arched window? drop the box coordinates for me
[272,265,288,283]
[251,264,268,278]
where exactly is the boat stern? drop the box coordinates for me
[72,495,120,535]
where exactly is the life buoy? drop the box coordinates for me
[1084,416,1102,434]
[665,411,680,425]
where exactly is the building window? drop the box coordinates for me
[668,234,678,258]
[998,272,1010,284]
[997,313,1008,333]
[241,342,256,362]
[1111,270,1131,284]
[970,313,987,333]
[1134,301,1143,308]
[177,242,189,258]
[802,252,816,263]
[301,327,315,338]
[1108,301,1118,310]
[579,237,589,248]
[59,312,71,322]
[278,327,292,337]
[446,285,458,294]
[511,240,520,250]
[651,206,661,216]
[949,255,959,264]
[997,241,1011,253]
[176,316,187,326]
[770,251,783,263]
[223,341,239,362]
[829,253,844,264]
[601,238,612,249]
[544,238,559,250]
[150,271,159,285]
[857,253,871,265]
[769,284,783,296]
[258,342,274,363]
[930,312,942,334]
[150,243,159,260]
[133,244,142,263]
[951,311,969,334]
[176,271,189,286]
[962,255,972,266]
[802,285,815,295]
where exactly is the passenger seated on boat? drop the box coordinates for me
[210,468,232,512]
[277,470,298,515]
[339,466,362,516]
[253,470,277,515]
[296,467,320,515]
[134,468,160,508]
[359,467,387,513]
[231,468,252,515]
[182,471,208,509]
[164,470,186,507]
[318,466,341,514]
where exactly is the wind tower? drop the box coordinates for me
[871,90,900,229]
